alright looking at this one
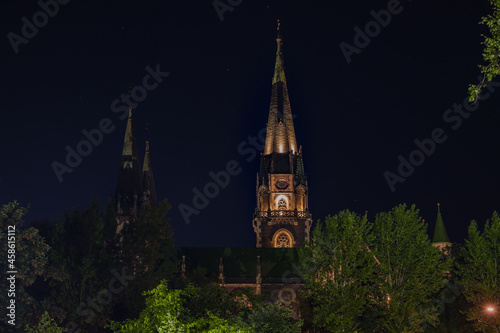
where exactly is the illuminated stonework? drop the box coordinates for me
[273,229,294,247]
[252,29,312,248]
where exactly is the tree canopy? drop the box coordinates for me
[458,212,500,332]
[469,0,500,101]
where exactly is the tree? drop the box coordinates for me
[458,212,500,332]
[109,280,302,333]
[244,302,302,333]
[111,199,176,319]
[25,311,67,333]
[107,280,250,332]
[299,210,377,332]
[371,204,452,332]
[0,201,50,328]
[469,0,500,102]
[41,200,114,330]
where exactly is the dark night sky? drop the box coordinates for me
[1,0,499,247]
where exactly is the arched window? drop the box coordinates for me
[276,195,288,210]
[278,198,287,210]
[273,229,294,248]
[276,233,291,247]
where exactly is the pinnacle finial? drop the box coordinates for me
[127,87,133,111]
[276,20,281,42]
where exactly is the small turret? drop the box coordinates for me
[432,203,451,251]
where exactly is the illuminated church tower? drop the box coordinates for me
[253,23,312,248]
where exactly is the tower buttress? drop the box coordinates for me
[252,22,312,248]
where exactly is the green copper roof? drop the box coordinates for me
[432,203,450,243]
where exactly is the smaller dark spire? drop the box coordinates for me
[432,203,451,243]
[116,105,142,217]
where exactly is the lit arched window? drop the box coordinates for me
[276,233,291,247]
[273,229,293,248]
[276,195,288,210]
[278,198,287,210]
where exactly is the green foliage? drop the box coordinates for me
[300,205,453,332]
[24,311,67,333]
[111,199,176,318]
[244,302,302,333]
[38,197,175,329]
[371,204,452,332]
[469,0,500,102]
[299,210,377,332]
[458,212,500,332]
[373,205,451,332]
[0,201,50,327]
[108,280,249,333]
[109,280,302,333]
[116,199,174,275]
[41,200,114,328]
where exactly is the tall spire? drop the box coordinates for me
[115,106,143,217]
[253,23,312,248]
[263,21,298,155]
[432,203,451,244]
[142,139,157,209]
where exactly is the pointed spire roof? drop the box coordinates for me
[122,107,136,156]
[142,140,157,209]
[273,20,286,85]
[432,203,451,244]
[115,106,143,217]
[263,21,298,155]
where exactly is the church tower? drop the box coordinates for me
[252,22,312,248]
[115,106,157,231]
